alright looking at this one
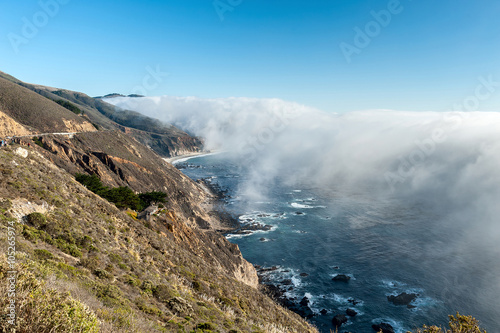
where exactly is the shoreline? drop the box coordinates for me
[163,150,220,164]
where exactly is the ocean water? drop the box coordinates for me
[179,154,500,333]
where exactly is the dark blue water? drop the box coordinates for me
[179,154,500,333]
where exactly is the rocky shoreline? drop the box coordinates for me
[255,264,416,333]
[175,158,407,333]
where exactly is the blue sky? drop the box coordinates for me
[1,0,499,113]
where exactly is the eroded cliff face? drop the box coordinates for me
[159,211,258,288]
[0,110,32,137]
[118,125,203,157]
[0,146,317,332]
[61,119,97,133]
[30,131,257,287]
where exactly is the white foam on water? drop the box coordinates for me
[331,273,356,281]
[291,202,314,209]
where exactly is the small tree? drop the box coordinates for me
[138,191,167,210]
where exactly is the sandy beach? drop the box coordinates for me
[163,151,219,164]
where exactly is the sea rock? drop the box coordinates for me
[372,322,395,333]
[387,292,418,307]
[320,309,328,315]
[346,308,357,317]
[281,279,293,285]
[332,314,348,328]
[332,274,351,282]
[299,296,309,307]
[348,298,360,305]
[257,266,278,273]
[300,272,309,277]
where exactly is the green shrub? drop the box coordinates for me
[32,137,44,148]
[192,280,202,292]
[135,298,163,317]
[94,284,124,306]
[80,255,101,271]
[22,225,53,244]
[55,238,82,258]
[0,261,100,333]
[197,322,217,330]
[75,173,167,212]
[34,249,54,260]
[138,191,167,210]
[55,99,82,114]
[94,269,113,280]
[152,284,178,303]
[26,212,47,228]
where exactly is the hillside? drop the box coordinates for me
[0,145,317,332]
[0,70,318,332]
[34,131,221,231]
[0,77,97,134]
[0,71,202,157]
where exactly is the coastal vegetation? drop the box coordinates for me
[55,99,82,115]
[408,313,487,333]
[0,143,315,332]
[75,173,166,211]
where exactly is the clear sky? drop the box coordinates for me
[1,0,500,113]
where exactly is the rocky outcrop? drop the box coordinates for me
[0,146,317,332]
[35,132,217,227]
[332,274,351,282]
[332,314,348,328]
[346,308,357,317]
[0,110,32,137]
[387,292,418,308]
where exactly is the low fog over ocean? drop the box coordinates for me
[107,96,500,331]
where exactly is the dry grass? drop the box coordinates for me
[0,147,318,332]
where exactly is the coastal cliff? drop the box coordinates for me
[0,70,317,332]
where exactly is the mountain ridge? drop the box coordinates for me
[0,71,202,157]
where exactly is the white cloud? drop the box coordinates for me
[107,96,500,234]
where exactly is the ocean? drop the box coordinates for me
[177,153,499,333]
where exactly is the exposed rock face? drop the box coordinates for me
[0,146,317,332]
[117,124,203,157]
[32,131,258,288]
[61,119,96,133]
[0,110,32,137]
[36,132,214,227]
[0,72,202,157]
